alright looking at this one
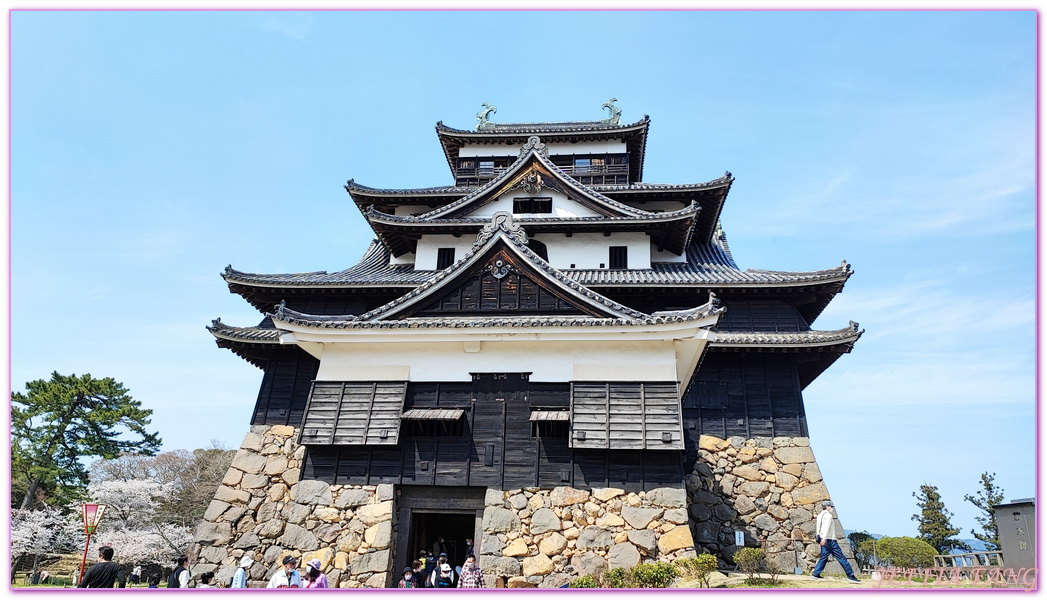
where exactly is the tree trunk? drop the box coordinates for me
[19,478,40,511]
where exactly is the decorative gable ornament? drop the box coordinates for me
[518,135,549,159]
[601,98,622,125]
[474,211,528,247]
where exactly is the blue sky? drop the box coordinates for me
[10,10,1035,538]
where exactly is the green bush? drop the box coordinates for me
[733,547,765,584]
[871,536,937,568]
[602,567,632,588]
[567,574,599,588]
[674,554,719,587]
[630,561,679,588]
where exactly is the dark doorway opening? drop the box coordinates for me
[408,511,476,572]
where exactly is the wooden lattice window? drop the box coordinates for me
[609,246,628,269]
[436,248,456,270]
[513,197,553,214]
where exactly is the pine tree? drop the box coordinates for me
[912,483,971,555]
[12,372,161,510]
[963,472,1004,551]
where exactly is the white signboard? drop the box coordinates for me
[735,530,745,547]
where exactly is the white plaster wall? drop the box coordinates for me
[414,235,475,270]
[536,232,651,270]
[315,339,678,383]
[458,139,626,157]
[652,247,688,263]
[467,190,602,219]
[623,200,690,213]
[389,251,416,266]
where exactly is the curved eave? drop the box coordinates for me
[595,174,734,244]
[344,179,472,212]
[365,202,700,257]
[435,116,650,183]
[207,320,283,368]
[709,323,863,389]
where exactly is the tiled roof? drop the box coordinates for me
[591,175,734,194]
[206,318,282,343]
[223,237,852,290]
[711,321,863,347]
[435,115,650,135]
[367,203,699,226]
[267,212,724,329]
[421,147,651,220]
[345,179,469,199]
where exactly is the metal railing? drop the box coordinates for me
[933,552,1004,568]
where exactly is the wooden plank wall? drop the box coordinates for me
[251,348,320,427]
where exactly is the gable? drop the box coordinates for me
[463,187,603,220]
[408,247,594,318]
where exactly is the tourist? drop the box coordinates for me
[38,570,49,585]
[232,555,254,588]
[198,572,216,588]
[266,556,302,588]
[147,573,161,588]
[464,538,474,558]
[77,546,121,588]
[431,563,456,588]
[130,565,141,586]
[432,537,449,558]
[303,558,328,588]
[410,561,426,588]
[168,555,191,588]
[458,555,484,588]
[810,501,861,584]
[398,567,416,588]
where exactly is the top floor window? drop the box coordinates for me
[609,246,628,269]
[513,197,552,214]
[436,248,456,270]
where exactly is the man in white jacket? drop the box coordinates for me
[811,500,861,583]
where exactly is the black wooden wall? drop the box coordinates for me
[251,348,320,427]
[681,353,808,472]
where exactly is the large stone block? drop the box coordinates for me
[752,514,778,532]
[230,450,267,475]
[627,528,657,552]
[194,522,232,546]
[791,482,830,506]
[215,486,250,505]
[530,508,560,535]
[199,545,226,564]
[241,432,263,451]
[522,554,554,576]
[240,473,269,490]
[376,484,395,502]
[550,486,590,506]
[479,533,504,555]
[592,487,625,502]
[357,501,394,526]
[364,521,392,550]
[294,480,333,505]
[350,549,391,575]
[269,425,295,437]
[502,539,528,557]
[699,435,727,451]
[485,488,505,507]
[571,552,607,577]
[233,532,260,549]
[482,507,521,533]
[576,526,613,551]
[736,481,770,498]
[222,468,244,487]
[732,465,763,482]
[663,508,689,524]
[336,489,371,509]
[278,523,319,551]
[264,455,289,476]
[607,543,641,569]
[479,556,521,576]
[337,531,363,554]
[620,506,663,530]
[645,487,687,508]
[315,507,342,523]
[204,500,231,522]
[257,519,284,539]
[539,532,567,555]
[773,446,815,464]
[303,547,335,571]
[692,522,719,545]
[657,526,695,554]
[775,472,799,491]
[803,462,823,483]
[734,495,757,515]
[596,512,625,528]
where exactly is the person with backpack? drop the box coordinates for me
[167,555,190,588]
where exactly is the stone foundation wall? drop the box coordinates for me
[189,425,395,588]
[478,486,697,588]
[687,434,857,575]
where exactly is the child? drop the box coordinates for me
[198,572,215,588]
